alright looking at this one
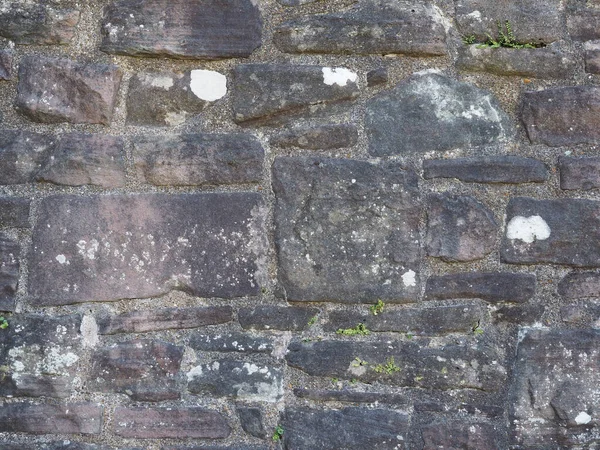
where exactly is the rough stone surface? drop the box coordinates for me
[273,157,420,303]
[189,331,273,354]
[425,272,536,303]
[97,306,233,334]
[422,422,499,450]
[238,306,319,331]
[293,389,409,405]
[501,197,600,267]
[426,194,498,262]
[584,40,600,74]
[568,11,600,41]
[0,50,12,80]
[113,407,230,439]
[367,67,388,87]
[133,134,264,186]
[510,329,600,447]
[559,156,600,190]
[187,360,283,402]
[100,0,262,59]
[0,2,80,44]
[273,0,447,56]
[558,272,600,299]
[0,131,56,185]
[492,304,545,325]
[0,197,30,228]
[521,86,600,146]
[423,156,548,184]
[36,134,126,188]
[0,235,19,312]
[365,73,513,155]
[0,403,102,434]
[237,406,266,439]
[270,124,358,150]
[29,193,266,305]
[232,64,359,126]
[16,56,122,125]
[88,340,183,401]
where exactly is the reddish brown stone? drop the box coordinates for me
[0,3,79,44]
[0,197,30,228]
[0,403,102,434]
[0,50,12,80]
[0,131,56,185]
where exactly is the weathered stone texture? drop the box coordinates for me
[293,388,409,405]
[238,306,319,331]
[422,422,499,450]
[237,406,266,439]
[0,197,30,228]
[273,157,420,303]
[365,73,513,155]
[0,50,12,80]
[189,331,273,354]
[100,0,262,59]
[0,235,19,311]
[0,403,102,434]
[270,124,358,150]
[585,40,600,74]
[273,0,447,56]
[29,193,266,305]
[0,131,56,185]
[492,304,545,325]
[558,272,600,299]
[426,194,498,262]
[232,64,359,126]
[16,57,122,125]
[367,67,388,87]
[133,134,264,186]
[559,156,600,190]
[568,11,600,41]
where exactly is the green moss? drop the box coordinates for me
[373,356,401,375]
[336,323,370,336]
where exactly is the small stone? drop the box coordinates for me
[237,407,266,439]
[422,422,499,450]
[97,306,233,335]
[270,124,358,150]
[133,134,264,186]
[0,3,80,44]
[0,235,19,312]
[425,272,536,303]
[492,304,545,324]
[558,272,600,299]
[0,50,12,80]
[188,331,273,354]
[423,156,548,183]
[0,197,30,228]
[273,157,420,303]
[187,360,283,402]
[273,0,447,56]
[426,194,498,262]
[238,306,320,331]
[101,0,262,59]
[232,64,359,126]
[559,156,600,190]
[0,403,102,434]
[365,73,513,156]
[568,11,600,41]
[113,407,230,439]
[367,68,388,87]
[37,134,126,188]
[293,389,409,405]
[0,131,57,185]
[521,86,600,146]
[16,56,122,125]
[585,40,600,74]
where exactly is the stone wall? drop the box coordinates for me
[0,0,599,449]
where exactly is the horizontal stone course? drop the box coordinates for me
[0,403,103,435]
[238,306,319,331]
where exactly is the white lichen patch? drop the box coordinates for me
[506,215,551,244]
[186,365,204,381]
[575,411,592,425]
[322,67,358,87]
[55,254,67,264]
[190,69,227,101]
[402,269,416,287]
[80,315,99,348]
[149,75,174,90]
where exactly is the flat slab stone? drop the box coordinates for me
[293,389,409,405]
[189,331,273,354]
[133,134,264,186]
[0,197,30,228]
[270,124,358,150]
[238,306,319,331]
[281,407,410,449]
[568,11,600,41]
[585,40,600,74]
[422,422,499,450]
[0,50,12,80]
[16,56,122,125]
[232,64,359,126]
[0,131,57,185]
[0,235,20,311]
[100,0,262,59]
[510,329,600,447]
[521,86,600,146]
[492,304,545,325]
[0,403,102,434]
[365,73,513,155]
[501,197,600,267]
[273,157,420,303]
[423,156,548,183]
[29,193,267,305]
[273,0,447,56]
[558,272,600,299]
[559,156,600,190]
[425,272,536,303]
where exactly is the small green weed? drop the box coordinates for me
[307,315,317,327]
[373,357,401,375]
[476,20,537,49]
[462,34,476,45]
[336,323,370,336]
[405,332,413,340]
[0,317,8,330]
[352,357,369,368]
[472,321,484,336]
[369,299,385,316]
[272,425,284,442]
[331,377,339,384]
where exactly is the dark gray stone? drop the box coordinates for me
[37,133,126,188]
[0,130,56,185]
[16,56,122,125]
[232,64,359,126]
[501,197,600,267]
[367,67,388,87]
[0,197,30,228]
[238,306,320,331]
[0,314,83,398]
[164,447,267,450]
[133,134,264,186]
[425,272,536,303]
[456,42,576,79]
[423,156,548,183]
[273,0,447,56]
[29,193,267,305]
[0,50,12,80]
[560,303,600,324]
[558,272,600,299]
[521,86,600,146]
[492,304,545,324]
[0,403,101,435]
[0,2,80,44]
[422,422,499,450]
[281,407,409,449]
[510,329,600,447]
[286,339,506,390]
[293,388,409,405]
[455,0,564,44]
[325,304,483,335]
[559,156,600,190]
[97,306,233,334]
[584,40,600,74]
[113,407,230,439]
[277,0,318,5]
[100,0,262,59]
[270,124,358,150]
[365,73,513,156]
[0,235,19,312]
[426,194,498,262]
[237,407,266,439]
[568,11,600,41]
[188,359,283,402]
[189,331,273,354]
[273,157,420,303]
